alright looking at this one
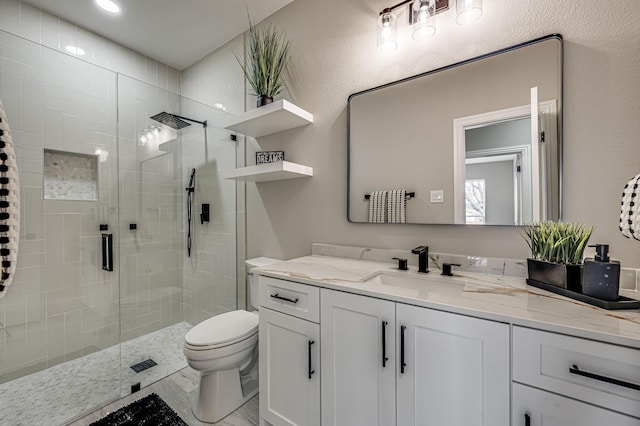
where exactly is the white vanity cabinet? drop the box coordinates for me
[320,288,510,426]
[259,277,320,426]
[512,326,640,425]
[320,289,396,426]
[396,303,510,426]
[513,383,640,426]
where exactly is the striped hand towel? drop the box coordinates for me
[620,173,640,241]
[387,189,407,223]
[368,191,387,223]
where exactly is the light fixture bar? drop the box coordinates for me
[379,0,413,16]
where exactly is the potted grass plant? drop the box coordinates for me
[236,16,291,108]
[522,221,594,292]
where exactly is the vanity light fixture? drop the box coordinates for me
[377,0,483,52]
[456,0,483,24]
[377,9,399,52]
[411,0,437,41]
[95,0,121,15]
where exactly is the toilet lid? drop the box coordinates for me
[185,310,258,347]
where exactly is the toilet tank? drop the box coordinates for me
[245,257,281,310]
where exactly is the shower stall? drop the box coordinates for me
[0,30,238,425]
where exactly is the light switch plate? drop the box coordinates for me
[430,190,444,203]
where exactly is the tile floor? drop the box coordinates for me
[0,322,194,425]
[69,367,259,426]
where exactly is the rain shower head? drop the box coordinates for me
[150,112,193,130]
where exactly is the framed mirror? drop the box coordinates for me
[348,34,562,225]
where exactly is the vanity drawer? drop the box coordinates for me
[259,276,320,323]
[513,326,640,418]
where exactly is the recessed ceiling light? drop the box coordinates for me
[95,0,121,15]
[65,45,86,56]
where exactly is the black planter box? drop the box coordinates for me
[527,258,583,292]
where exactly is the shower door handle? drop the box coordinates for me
[101,233,113,271]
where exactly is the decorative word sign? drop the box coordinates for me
[256,151,285,164]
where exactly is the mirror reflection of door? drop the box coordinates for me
[465,118,531,225]
[453,99,557,225]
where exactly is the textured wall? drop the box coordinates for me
[241,0,640,267]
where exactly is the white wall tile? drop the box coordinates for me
[39,11,59,50]
[0,73,23,130]
[18,1,41,40]
[1,0,182,91]
[22,187,44,240]
[57,18,77,57]
[22,79,43,134]
[0,0,20,22]
[0,0,38,42]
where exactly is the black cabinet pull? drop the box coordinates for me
[382,321,388,367]
[101,233,113,272]
[400,325,407,374]
[270,293,299,304]
[308,340,315,379]
[524,412,531,426]
[569,364,640,391]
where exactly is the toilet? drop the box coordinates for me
[183,257,281,423]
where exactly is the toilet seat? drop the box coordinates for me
[185,310,258,350]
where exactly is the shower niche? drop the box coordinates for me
[43,149,99,201]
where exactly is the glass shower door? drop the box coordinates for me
[116,75,237,394]
[0,31,121,424]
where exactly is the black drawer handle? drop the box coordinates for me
[382,321,388,368]
[400,325,407,374]
[524,412,531,426]
[270,293,299,304]
[308,340,315,379]
[569,364,640,391]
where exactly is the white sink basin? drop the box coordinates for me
[362,270,520,300]
[363,270,468,292]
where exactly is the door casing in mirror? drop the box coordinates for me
[347,34,563,225]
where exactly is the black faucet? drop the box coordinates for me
[411,246,429,273]
[441,263,461,276]
[392,257,408,271]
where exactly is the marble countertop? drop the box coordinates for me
[255,254,640,349]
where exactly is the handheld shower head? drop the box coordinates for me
[187,168,196,192]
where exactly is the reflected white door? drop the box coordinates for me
[530,86,541,222]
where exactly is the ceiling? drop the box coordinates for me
[22,0,295,70]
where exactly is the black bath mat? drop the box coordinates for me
[90,393,187,426]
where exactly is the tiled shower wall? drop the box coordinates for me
[0,30,120,382]
[0,0,186,382]
[117,75,185,342]
[0,0,241,384]
[180,101,238,326]
[0,0,181,91]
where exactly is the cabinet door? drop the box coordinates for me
[259,308,320,426]
[513,383,640,425]
[321,289,396,426]
[396,304,510,426]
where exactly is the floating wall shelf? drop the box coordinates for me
[224,161,313,182]
[224,100,313,138]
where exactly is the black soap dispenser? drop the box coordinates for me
[582,244,620,301]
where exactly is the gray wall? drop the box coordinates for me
[181,0,640,267]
